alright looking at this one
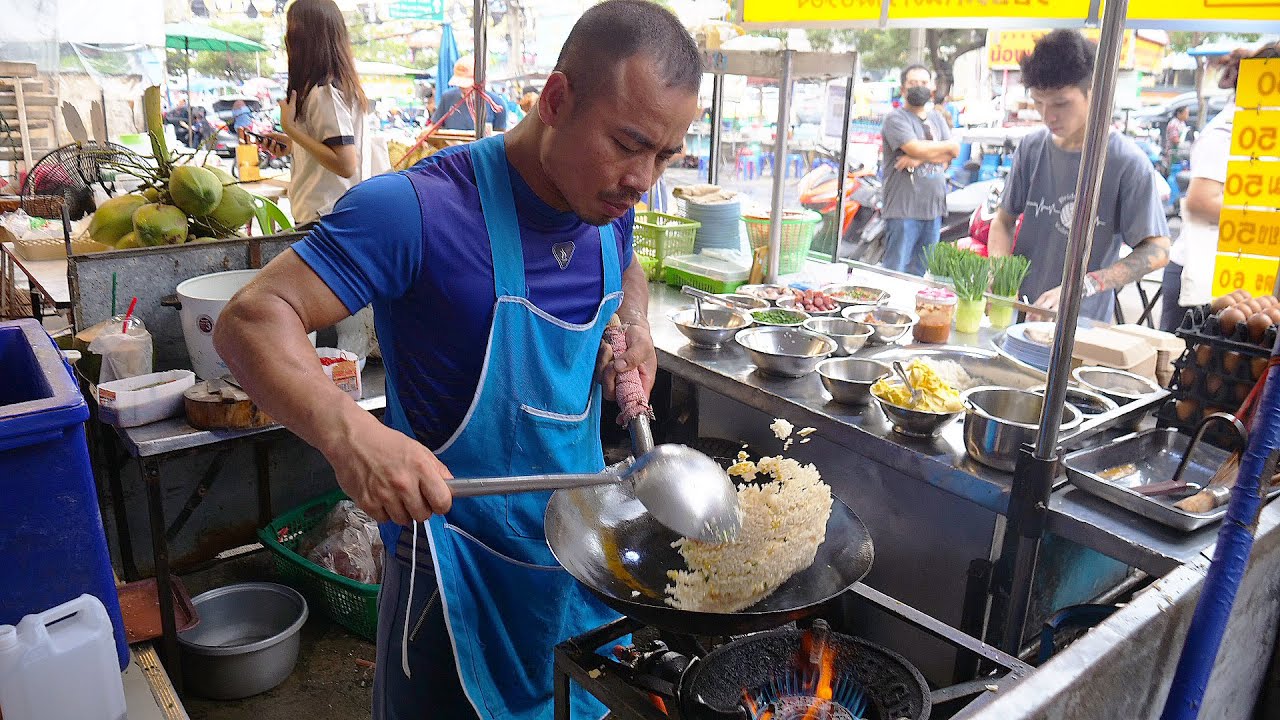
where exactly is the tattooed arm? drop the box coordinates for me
[1033,236,1170,312]
[1091,236,1172,293]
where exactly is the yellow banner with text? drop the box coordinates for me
[1212,252,1279,298]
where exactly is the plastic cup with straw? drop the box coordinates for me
[121,297,138,335]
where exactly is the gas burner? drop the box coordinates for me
[741,669,868,720]
[748,697,858,720]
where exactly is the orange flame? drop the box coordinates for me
[799,629,838,720]
[649,693,669,716]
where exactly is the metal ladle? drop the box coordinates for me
[892,360,922,408]
[446,443,742,542]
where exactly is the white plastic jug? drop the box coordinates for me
[0,594,127,720]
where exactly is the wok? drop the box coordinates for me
[545,481,874,636]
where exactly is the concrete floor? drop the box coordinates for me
[179,551,376,720]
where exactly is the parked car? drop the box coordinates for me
[211,95,263,124]
[1120,92,1232,140]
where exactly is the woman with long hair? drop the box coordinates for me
[266,0,379,360]
[266,0,372,227]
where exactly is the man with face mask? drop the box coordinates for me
[988,29,1170,322]
[211,2,702,718]
[879,64,960,274]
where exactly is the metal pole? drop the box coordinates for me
[831,56,858,263]
[994,0,1131,656]
[473,0,488,139]
[708,73,724,185]
[766,50,795,284]
[1033,1,1129,459]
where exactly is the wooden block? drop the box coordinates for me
[184,379,274,429]
[0,93,58,107]
[0,62,38,78]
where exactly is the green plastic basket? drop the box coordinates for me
[742,209,823,274]
[662,265,746,294]
[633,211,700,280]
[258,490,380,641]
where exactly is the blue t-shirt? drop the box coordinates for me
[430,87,508,131]
[231,105,253,130]
[293,145,633,452]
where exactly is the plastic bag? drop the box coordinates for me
[300,500,384,585]
[87,316,153,383]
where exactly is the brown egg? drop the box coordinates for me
[1267,307,1280,326]
[1253,356,1270,380]
[1245,300,1264,315]
[1206,374,1225,398]
[1261,296,1278,308]
[1223,351,1244,375]
[1180,367,1199,388]
[1176,398,1200,423]
[1211,294,1236,311]
[1197,344,1215,368]
[1248,312,1271,342]
[1219,307,1247,335]
[1236,289,1254,302]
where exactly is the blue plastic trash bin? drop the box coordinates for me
[0,318,128,669]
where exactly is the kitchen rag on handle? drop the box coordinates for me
[604,320,653,428]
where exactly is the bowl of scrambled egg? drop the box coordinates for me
[870,358,964,437]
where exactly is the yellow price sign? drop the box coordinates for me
[1224,160,1280,208]
[742,0,881,24]
[1217,208,1280,257]
[1129,0,1280,25]
[1232,110,1280,157]
[1212,252,1280,298]
[888,0,1088,21]
[1237,58,1280,110]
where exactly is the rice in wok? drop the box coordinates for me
[664,453,833,612]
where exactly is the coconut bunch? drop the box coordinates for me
[88,86,256,249]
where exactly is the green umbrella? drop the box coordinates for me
[164,22,268,137]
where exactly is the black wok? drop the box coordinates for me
[545,481,874,636]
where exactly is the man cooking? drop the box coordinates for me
[212,2,702,718]
[987,29,1170,322]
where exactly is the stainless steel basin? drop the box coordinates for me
[817,358,891,405]
[735,326,836,378]
[669,306,754,349]
[961,386,1083,472]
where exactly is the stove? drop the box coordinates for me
[552,584,1034,720]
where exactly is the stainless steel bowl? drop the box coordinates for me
[961,386,1084,472]
[803,317,873,356]
[778,295,841,316]
[178,582,309,700]
[715,293,770,311]
[872,395,963,438]
[822,284,890,310]
[1072,366,1161,405]
[842,307,919,345]
[669,307,754,349]
[736,326,836,378]
[817,358,890,405]
[1028,384,1118,419]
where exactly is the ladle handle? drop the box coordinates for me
[629,414,654,456]
[681,285,753,311]
[446,473,622,497]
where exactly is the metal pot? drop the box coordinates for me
[817,358,890,405]
[178,582,308,699]
[961,386,1083,472]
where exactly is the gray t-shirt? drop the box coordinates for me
[1002,128,1169,322]
[880,107,953,220]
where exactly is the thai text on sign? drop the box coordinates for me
[1223,161,1280,209]
[1236,57,1280,110]
[1215,209,1280,258]
[1212,253,1279,297]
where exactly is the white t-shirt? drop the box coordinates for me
[290,84,371,225]
[1169,104,1234,307]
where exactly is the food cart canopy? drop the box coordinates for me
[164,22,266,53]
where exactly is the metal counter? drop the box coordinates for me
[646,277,1217,578]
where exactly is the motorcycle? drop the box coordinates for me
[798,157,886,265]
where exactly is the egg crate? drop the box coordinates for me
[1158,345,1261,441]
[1174,304,1277,359]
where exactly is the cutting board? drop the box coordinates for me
[184,378,273,430]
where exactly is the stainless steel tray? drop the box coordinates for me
[1063,428,1238,531]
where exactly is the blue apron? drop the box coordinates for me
[418,135,623,720]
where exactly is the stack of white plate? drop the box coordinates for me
[680,198,743,252]
[1001,322,1054,371]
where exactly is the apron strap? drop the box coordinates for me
[470,135,527,299]
[598,222,621,295]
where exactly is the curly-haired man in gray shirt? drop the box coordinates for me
[988,29,1170,322]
